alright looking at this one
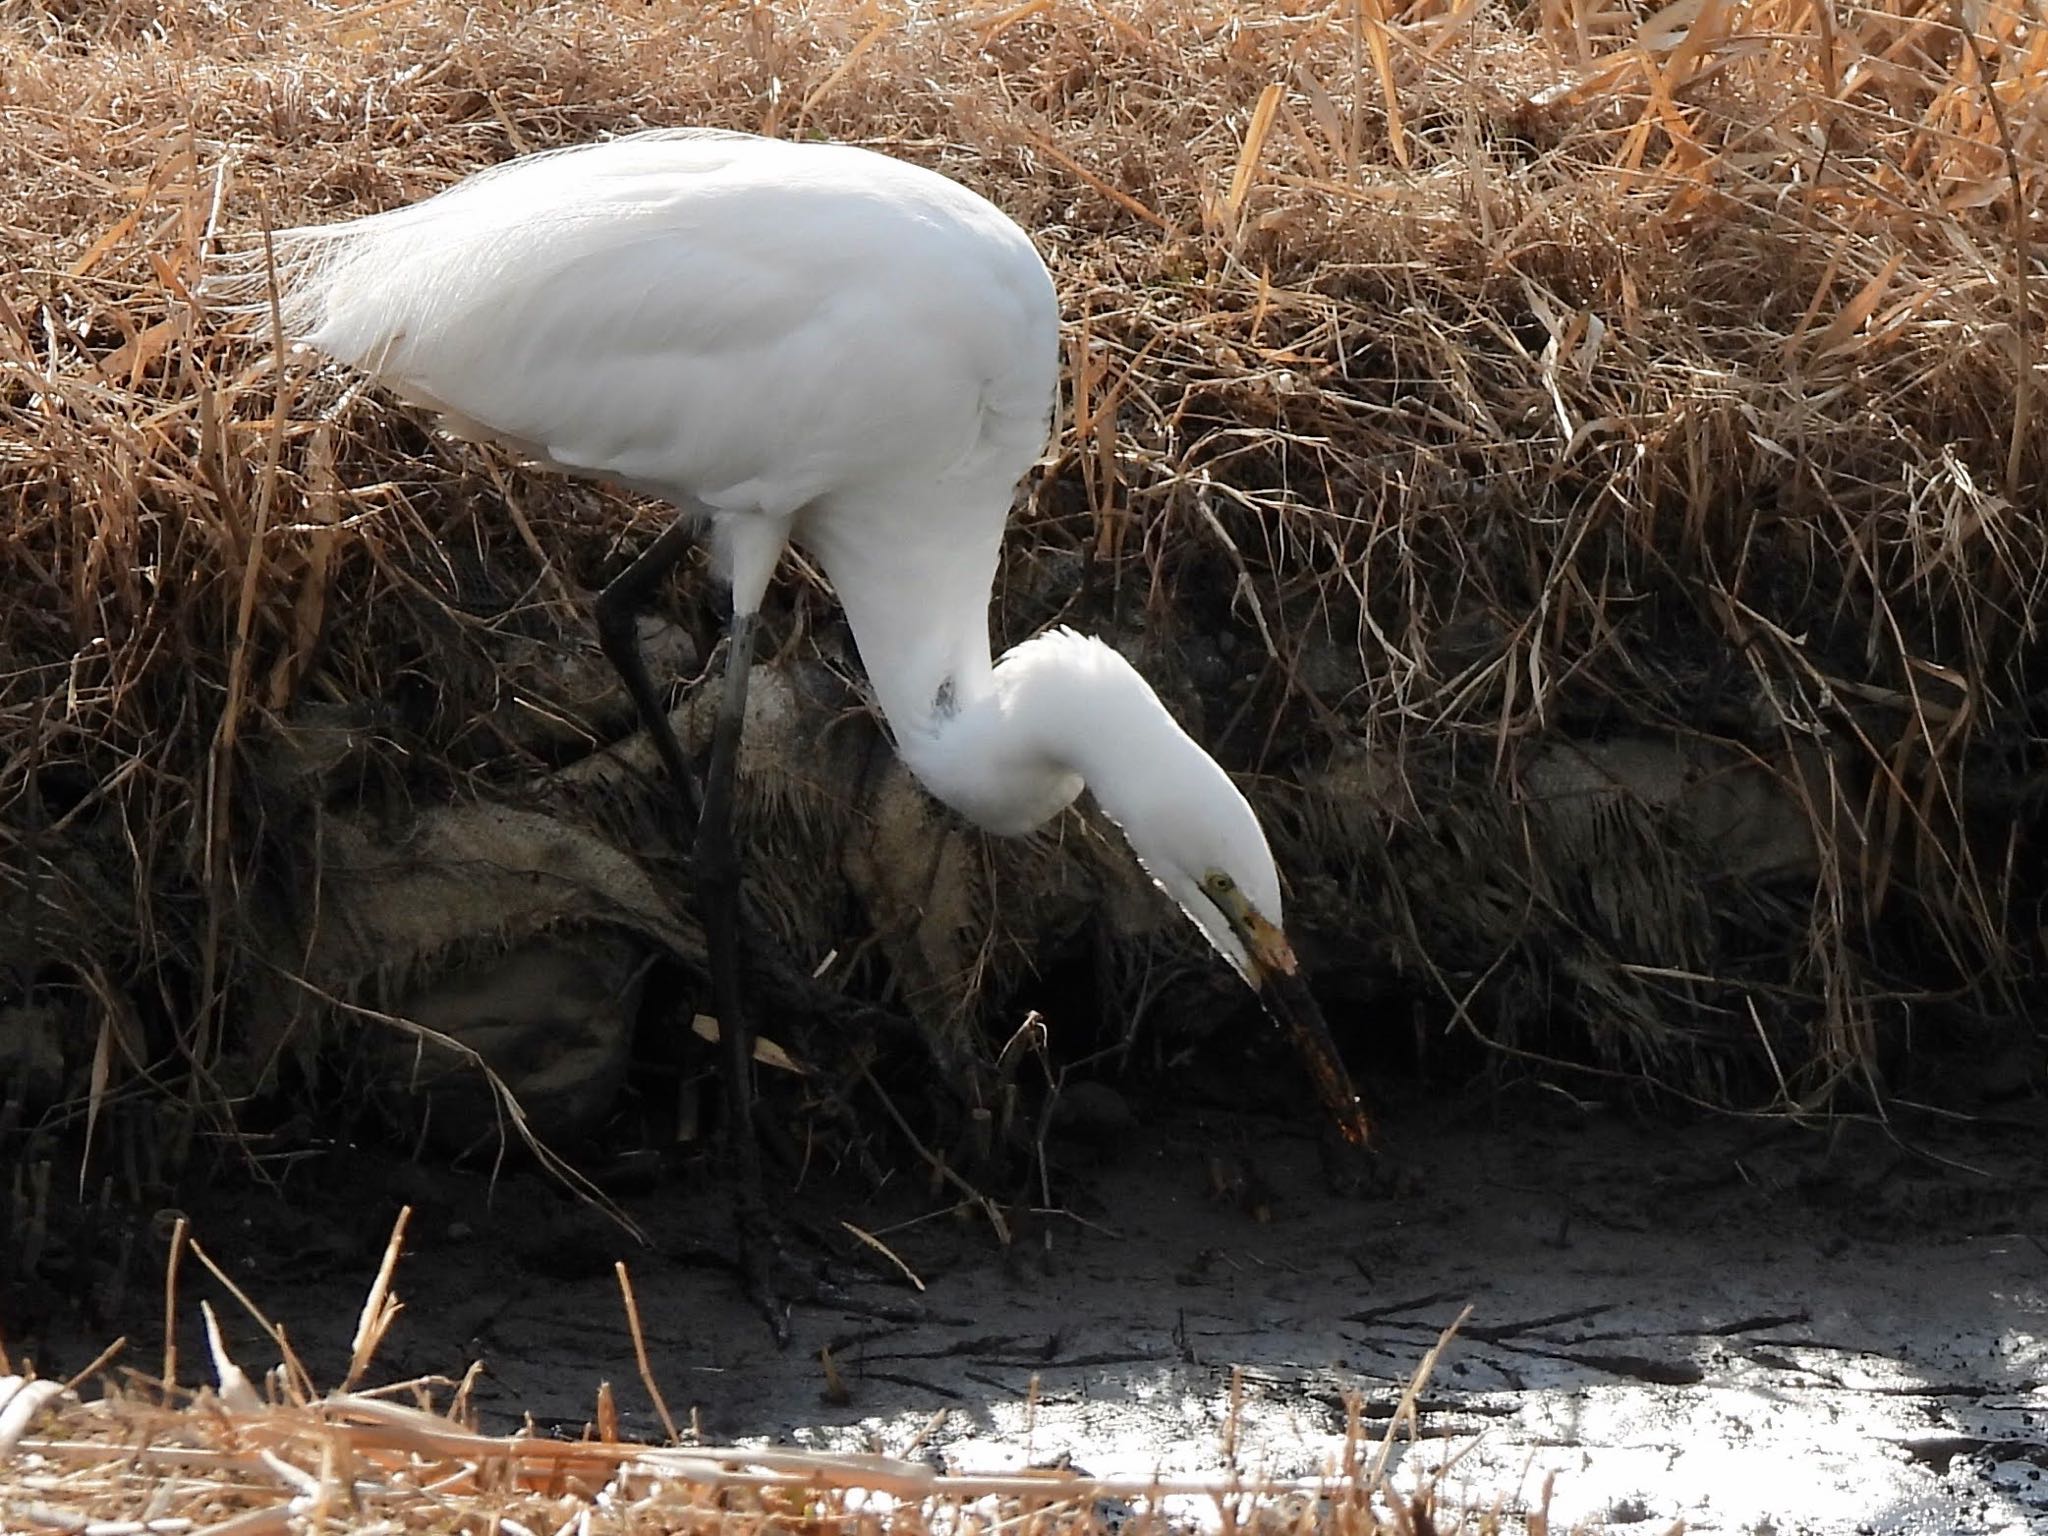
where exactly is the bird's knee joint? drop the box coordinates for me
[695,864,743,920]
[594,588,643,655]
[693,829,742,891]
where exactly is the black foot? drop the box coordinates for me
[736,1194,796,1345]
[1319,1128,1421,1198]
[733,1194,927,1344]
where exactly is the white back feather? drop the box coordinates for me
[216,129,1055,521]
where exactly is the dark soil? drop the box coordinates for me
[9,1075,2048,1535]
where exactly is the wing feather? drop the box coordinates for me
[231,131,1055,517]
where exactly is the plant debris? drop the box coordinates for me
[0,0,2043,1161]
[0,1212,1550,1536]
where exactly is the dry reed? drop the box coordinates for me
[0,1213,1540,1536]
[0,0,2042,1163]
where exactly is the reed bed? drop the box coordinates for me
[1,0,2043,1160]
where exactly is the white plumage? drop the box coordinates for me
[229,128,1367,1149]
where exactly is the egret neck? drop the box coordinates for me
[891,628,1281,980]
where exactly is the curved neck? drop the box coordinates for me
[798,495,1003,744]
[894,629,1193,837]
[798,501,1195,839]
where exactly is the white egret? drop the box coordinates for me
[220,128,1368,1313]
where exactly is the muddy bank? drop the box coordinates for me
[18,1091,2047,1536]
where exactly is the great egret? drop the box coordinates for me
[220,128,1368,1311]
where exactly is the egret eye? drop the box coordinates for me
[1205,872,1236,898]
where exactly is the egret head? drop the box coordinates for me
[972,629,1370,1146]
[1110,753,1372,1148]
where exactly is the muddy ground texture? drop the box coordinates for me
[13,1071,2048,1536]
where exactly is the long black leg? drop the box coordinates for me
[594,511,705,829]
[593,518,902,1339]
[598,515,916,1035]
[695,608,795,1338]
[695,606,755,905]
[596,525,797,1337]
[595,510,760,1152]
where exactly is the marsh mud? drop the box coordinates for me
[13,1088,2048,1536]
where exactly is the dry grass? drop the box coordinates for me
[1,0,2043,1152]
[0,1214,1543,1536]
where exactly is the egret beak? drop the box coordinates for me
[1233,904,1372,1147]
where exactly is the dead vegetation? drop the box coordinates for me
[0,0,2043,1175]
[0,1213,1544,1536]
